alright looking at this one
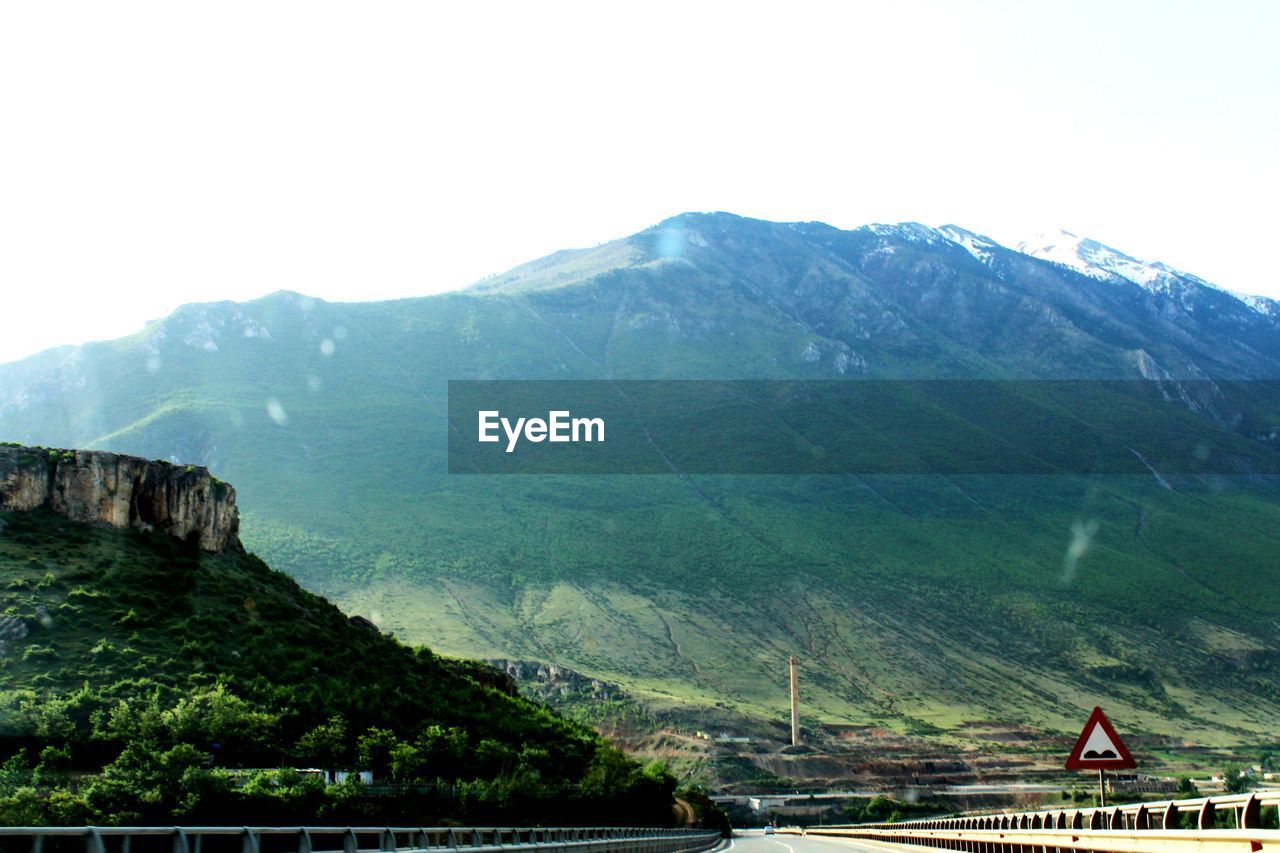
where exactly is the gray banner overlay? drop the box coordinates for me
[447,380,1280,475]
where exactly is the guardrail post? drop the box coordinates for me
[31,835,44,853]
[344,829,359,853]
[1198,799,1216,830]
[1162,802,1179,829]
[241,828,261,853]
[298,829,313,853]
[1242,794,1262,829]
[86,828,106,853]
[381,828,398,851]
[172,829,190,853]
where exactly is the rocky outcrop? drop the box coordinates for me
[0,444,239,552]
[489,658,621,703]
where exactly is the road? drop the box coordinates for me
[730,830,909,853]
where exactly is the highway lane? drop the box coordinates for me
[730,829,912,853]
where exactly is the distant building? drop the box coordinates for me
[1109,774,1177,794]
[221,768,375,786]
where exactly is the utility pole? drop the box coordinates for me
[789,656,800,746]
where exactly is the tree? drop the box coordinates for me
[579,747,637,799]
[85,741,210,821]
[418,725,468,771]
[356,728,400,779]
[1223,765,1249,794]
[0,752,32,796]
[162,684,278,762]
[294,716,348,767]
[474,739,516,778]
[389,742,424,783]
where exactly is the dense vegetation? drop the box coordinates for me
[0,509,680,825]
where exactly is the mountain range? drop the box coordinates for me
[3,212,1280,765]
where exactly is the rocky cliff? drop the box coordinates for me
[0,444,239,552]
[490,658,622,702]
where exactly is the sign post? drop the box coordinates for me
[1065,707,1135,807]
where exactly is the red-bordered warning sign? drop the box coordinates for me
[1065,707,1135,770]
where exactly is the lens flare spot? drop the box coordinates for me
[266,398,289,426]
[1062,519,1099,585]
[656,228,687,259]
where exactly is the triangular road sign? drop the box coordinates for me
[1065,707,1136,770]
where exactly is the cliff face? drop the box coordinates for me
[0,445,239,552]
[490,659,622,702]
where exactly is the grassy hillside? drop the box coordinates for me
[329,473,1280,741]
[2,213,1280,753]
[0,507,677,825]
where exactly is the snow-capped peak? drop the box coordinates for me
[1013,229,1181,291]
[1012,228,1280,317]
[937,225,999,264]
[850,219,1277,319]
[863,222,947,245]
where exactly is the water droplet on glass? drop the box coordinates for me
[266,398,289,426]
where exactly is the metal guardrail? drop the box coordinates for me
[784,791,1280,853]
[0,825,723,853]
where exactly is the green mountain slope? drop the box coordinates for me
[0,503,676,824]
[2,213,1280,751]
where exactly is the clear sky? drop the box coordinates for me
[1,1,1277,364]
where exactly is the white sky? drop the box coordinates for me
[2,1,1278,364]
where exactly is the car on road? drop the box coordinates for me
[764,826,775,835]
